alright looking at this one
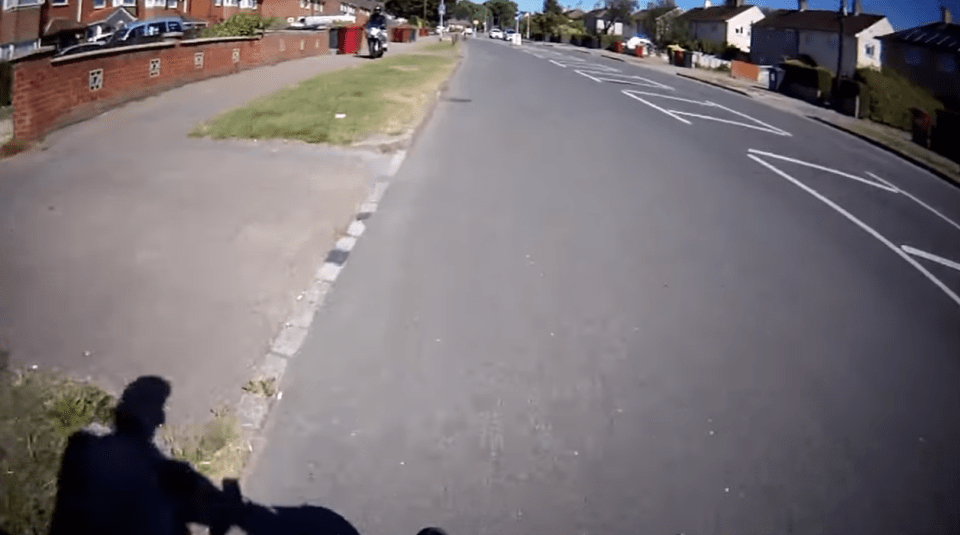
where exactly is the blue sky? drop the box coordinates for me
[514,0,960,31]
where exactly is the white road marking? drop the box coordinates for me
[747,149,899,193]
[575,70,603,83]
[623,91,709,105]
[868,172,960,233]
[902,246,960,272]
[748,153,960,308]
[672,111,789,135]
[864,171,899,192]
[709,101,791,136]
[621,90,691,125]
[574,70,673,89]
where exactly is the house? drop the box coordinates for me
[583,7,623,35]
[879,7,960,108]
[633,5,682,42]
[564,8,584,20]
[750,0,893,77]
[679,0,764,52]
[0,0,375,59]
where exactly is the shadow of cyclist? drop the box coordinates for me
[47,375,366,535]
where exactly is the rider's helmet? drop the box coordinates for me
[373,5,382,14]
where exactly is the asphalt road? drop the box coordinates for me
[244,39,960,535]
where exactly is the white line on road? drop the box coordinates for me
[709,101,791,136]
[574,70,673,89]
[747,149,899,193]
[574,70,603,83]
[621,90,692,125]
[748,153,960,308]
[623,90,706,105]
[867,171,960,233]
[902,246,960,272]
[672,111,790,135]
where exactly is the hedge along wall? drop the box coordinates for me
[11,30,330,143]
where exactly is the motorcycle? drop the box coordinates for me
[366,26,387,58]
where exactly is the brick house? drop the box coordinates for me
[879,7,959,108]
[750,0,893,77]
[679,0,765,52]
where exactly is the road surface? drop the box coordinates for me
[244,38,960,535]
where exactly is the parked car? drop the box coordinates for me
[54,41,107,57]
[489,28,503,39]
[102,17,185,48]
[503,28,516,41]
[463,27,474,35]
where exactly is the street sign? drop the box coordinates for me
[438,2,445,15]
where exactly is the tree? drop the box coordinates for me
[601,0,638,34]
[539,0,564,35]
[637,0,683,46]
[452,0,485,22]
[386,0,443,25]
[484,0,518,28]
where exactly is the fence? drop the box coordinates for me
[10,29,330,143]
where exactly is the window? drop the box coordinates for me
[214,0,221,6]
[224,0,238,6]
[865,43,875,57]
[804,32,814,45]
[167,0,177,7]
[906,46,924,65]
[112,0,134,6]
[50,0,68,7]
[937,52,957,73]
[240,0,253,8]
[93,0,107,6]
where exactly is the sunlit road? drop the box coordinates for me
[244,38,960,535]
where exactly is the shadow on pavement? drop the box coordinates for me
[48,374,449,535]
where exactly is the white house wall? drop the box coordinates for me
[690,20,726,46]
[751,27,798,65]
[724,6,763,52]
[855,17,892,70]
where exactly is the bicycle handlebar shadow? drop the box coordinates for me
[47,375,364,535]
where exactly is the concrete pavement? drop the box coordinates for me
[0,40,426,427]
[245,38,960,535]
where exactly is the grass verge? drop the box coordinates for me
[191,49,457,144]
[0,355,115,535]
[0,354,246,534]
[838,120,960,187]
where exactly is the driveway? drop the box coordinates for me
[245,38,960,535]
[0,41,423,426]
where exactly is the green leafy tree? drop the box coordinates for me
[601,0,638,34]
[484,0,518,28]
[386,0,442,25]
[452,0,486,22]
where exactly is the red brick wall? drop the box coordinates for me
[730,59,759,82]
[12,30,329,142]
[260,0,313,22]
[1,6,43,44]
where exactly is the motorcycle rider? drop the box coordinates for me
[366,6,388,53]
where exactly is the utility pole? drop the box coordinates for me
[834,0,845,100]
[526,12,530,39]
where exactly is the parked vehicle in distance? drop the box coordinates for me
[463,27,474,35]
[102,17,184,48]
[54,41,107,57]
[503,28,516,41]
[489,28,503,39]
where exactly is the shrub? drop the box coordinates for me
[0,61,10,107]
[600,34,622,50]
[779,61,834,102]
[201,13,276,37]
[855,67,944,131]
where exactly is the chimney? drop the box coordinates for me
[943,6,952,23]
[735,0,743,6]
[704,0,710,7]
[853,0,862,15]
[798,0,807,11]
